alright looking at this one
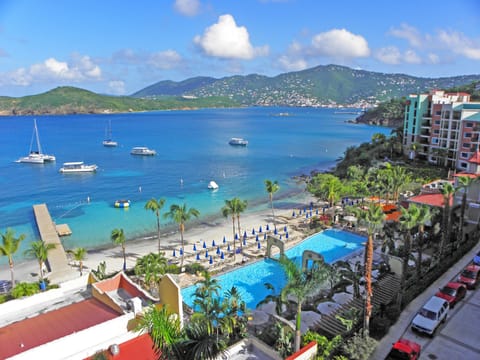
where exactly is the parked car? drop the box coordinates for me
[435,282,467,308]
[385,338,421,359]
[411,296,449,336]
[473,250,480,266]
[458,264,480,289]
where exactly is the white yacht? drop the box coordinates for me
[131,147,156,156]
[59,162,98,173]
[207,180,219,190]
[228,137,248,146]
[102,120,118,147]
[17,119,56,163]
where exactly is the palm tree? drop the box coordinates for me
[24,240,56,282]
[222,198,247,260]
[414,205,434,279]
[334,260,362,299]
[389,166,411,202]
[397,204,420,308]
[145,198,166,254]
[455,175,473,246]
[0,228,25,286]
[134,252,168,293]
[278,255,329,352]
[68,247,87,276]
[177,321,226,360]
[111,228,127,271]
[257,282,287,315]
[352,203,385,335]
[439,182,455,259]
[264,179,280,229]
[164,203,200,269]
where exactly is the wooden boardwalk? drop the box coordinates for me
[33,204,75,283]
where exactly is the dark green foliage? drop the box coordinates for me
[11,282,39,298]
[340,331,377,360]
[184,262,206,274]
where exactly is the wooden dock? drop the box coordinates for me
[33,204,75,283]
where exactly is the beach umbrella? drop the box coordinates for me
[292,210,296,217]
[235,233,239,240]
[179,248,183,255]
[284,225,287,232]
[252,228,256,235]
[243,230,247,238]
[306,213,309,219]
[259,226,263,233]
[316,209,319,215]
[227,244,231,251]
[304,207,306,212]
[220,252,225,260]
[274,228,278,235]
[212,240,216,247]
[257,241,261,249]
[209,256,213,264]
[196,253,200,261]
[280,235,282,240]
[286,232,289,239]
[223,236,226,243]
[256,234,259,241]
[193,244,197,251]
[172,249,176,257]
[243,238,246,246]
[310,211,313,217]
[205,250,209,258]
[216,246,220,254]
[266,224,270,231]
[264,233,267,240]
[203,241,207,249]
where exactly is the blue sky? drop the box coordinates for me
[0,0,479,97]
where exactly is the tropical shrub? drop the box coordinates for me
[184,262,205,274]
[11,282,39,298]
[340,331,377,360]
[302,331,342,359]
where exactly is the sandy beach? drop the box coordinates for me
[0,192,320,288]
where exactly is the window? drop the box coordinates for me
[461,152,469,158]
[465,122,474,128]
[432,137,439,144]
[435,120,441,125]
[435,111,441,116]
[465,133,472,138]
[463,143,471,148]
[434,129,440,134]
[460,162,468,169]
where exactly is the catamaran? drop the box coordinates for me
[17,119,56,163]
[102,120,118,147]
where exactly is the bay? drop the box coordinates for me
[0,107,390,262]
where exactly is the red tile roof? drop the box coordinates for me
[85,333,158,360]
[468,151,480,164]
[408,193,450,208]
[0,298,120,359]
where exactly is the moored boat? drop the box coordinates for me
[59,162,98,173]
[17,119,56,163]
[103,120,118,147]
[229,137,248,146]
[131,147,156,156]
[114,199,131,208]
[207,180,219,190]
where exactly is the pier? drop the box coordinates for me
[33,204,75,283]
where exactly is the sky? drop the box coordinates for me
[0,0,479,97]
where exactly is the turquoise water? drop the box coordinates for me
[0,107,388,263]
[181,229,366,310]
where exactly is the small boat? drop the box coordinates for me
[131,146,156,156]
[17,119,56,163]
[208,180,219,190]
[114,199,131,208]
[102,120,118,147]
[59,161,98,173]
[229,137,248,146]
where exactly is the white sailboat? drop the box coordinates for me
[17,119,55,164]
[102,120,118,147]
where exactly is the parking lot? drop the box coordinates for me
[372,244,480,360]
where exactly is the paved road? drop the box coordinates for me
[372,244,480,360]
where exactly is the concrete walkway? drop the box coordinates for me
[371,242,480,359]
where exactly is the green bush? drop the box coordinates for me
[0,294,9,304]
[184,262,206,274]
[11,282,39,298]
[341,331,377,360]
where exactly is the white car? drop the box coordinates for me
[411,296,449,336]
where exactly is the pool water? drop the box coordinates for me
[181,229,366,310]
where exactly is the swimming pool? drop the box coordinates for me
[181,229,366,310]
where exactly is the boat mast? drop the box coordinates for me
[29,118,43,154]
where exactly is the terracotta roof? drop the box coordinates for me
[85,333,158,360]
[407,193,449,208]
[454,172,480,179]
[468,151,480,164]
[382,204,401,222]
[0,298,120,359]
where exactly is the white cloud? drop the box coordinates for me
[1,55,102,87]
[174,0,200,17]
[389,23,423,48]
[375,46,401,65]
[311,29,370,58]
[147,50,182,69]
[277,55,308,71]
[427,53,440,64]
[194,14,268,59]
[437,30,480,60]
[404,50,421,64]
[108,80,126,95]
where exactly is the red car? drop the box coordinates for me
[435,282,467,308]
[458,264,480,289]
[385,338,421,360]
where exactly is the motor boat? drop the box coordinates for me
[17,119,56,163]
[59,162,98,173]
[229,137,248,146]
[208,180,219,190]
[131,147,156,156]
[114,199,131,208]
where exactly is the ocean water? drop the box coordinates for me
[0,107,389,262]
[181,229,366,309]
